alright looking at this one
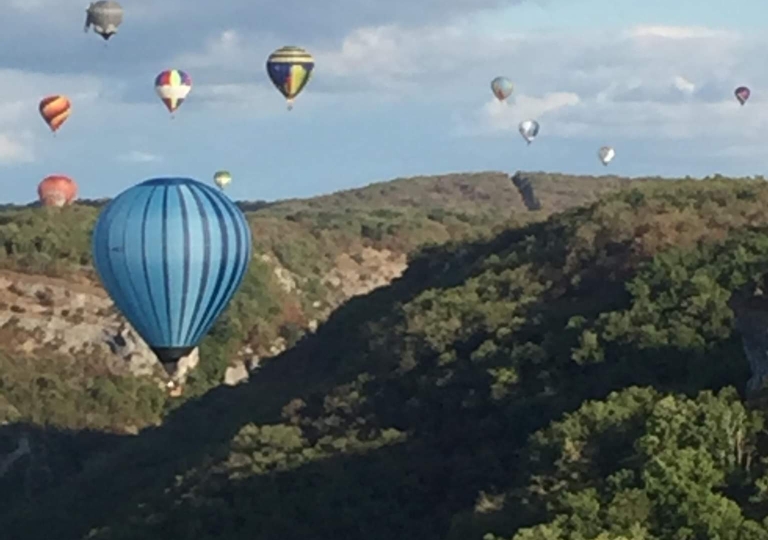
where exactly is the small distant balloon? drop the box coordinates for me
[155,69,192,115]
[598,146,615,166]
[735,86,750,105]
[266,46,315,110]
[38,175,77,207]
[84,1,123,41]
[491,77,513,101]
[213,170,232,190]
[519,120,540,145]
[39,95,71,134]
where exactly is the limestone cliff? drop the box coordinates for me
[0,244,409,389]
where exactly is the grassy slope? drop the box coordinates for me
[2,177,768,538]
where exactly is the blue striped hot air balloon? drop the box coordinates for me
[92,177,252,374]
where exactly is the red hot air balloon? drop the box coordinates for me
[735,86,751,105]
[38,175,77,207]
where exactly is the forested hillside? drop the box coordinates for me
[0,170,624,415]
[2,173,768,539]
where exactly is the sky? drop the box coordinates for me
[1,0,767,204]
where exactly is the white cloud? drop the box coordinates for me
[0,69,115,163]
[672,76,695,95]
[470,92,580,135]
[171,23,525,101]
[144,20,768,151]
[625,25,734,40]
[173,29,247,69]
[118,151,162,163]
[154,18,768,169]
[315,23,526,96]
[0,133,33,164]
[437,24,768,143]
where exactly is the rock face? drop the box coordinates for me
[323,247,407,302]
[0,271,162,379]
[729,292,768,396]
[0,244,409,388]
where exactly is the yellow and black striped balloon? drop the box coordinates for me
[266,46,315,110]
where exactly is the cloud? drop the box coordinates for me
[169,22,527,105]
[118,150,162,163]
[1,0,766,181]
[148,18,768,153]
[672,76,695,95]
[434,24,768,143]
[470,92,580,135]
[0,133,33,164]
[0,68,118,164]
[0,0,532,81]
[625,25,734,40]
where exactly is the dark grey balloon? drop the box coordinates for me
[84,1,124,41]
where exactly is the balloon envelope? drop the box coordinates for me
[84,1,123,40]
[735,86,750,105]
[155,70,192,114]
[39,95,71,133]
[598,146,615,165]
[38,175,77,206]
[491,77,513,101]
[519,120,539,144]
[213,170,232,190]
[91,177,252,371]
[266,46,314,109]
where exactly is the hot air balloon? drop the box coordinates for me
[266,46,314,110]
[213,170,232,190]
[155,70,192,116]
[39,95,71,134]
[598,146,615,166]
[491,77,513,101]
[38,175,77,207]
[84,1,123,41]
[91,177,252,374]
[735,86,751,105]
[519,120,540,145]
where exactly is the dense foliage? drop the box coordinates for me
[0,172,534,406]
[2,174,768,539]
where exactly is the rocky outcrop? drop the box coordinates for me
[729,291,768,396]
[0,244,408,389]
[0,271,164,380]
[323,247,407,302]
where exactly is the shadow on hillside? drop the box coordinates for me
[0,212,755,539]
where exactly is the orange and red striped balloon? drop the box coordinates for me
[39,95,71,133]
[38,175,77,207]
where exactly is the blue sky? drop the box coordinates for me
[1,0,766,204]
